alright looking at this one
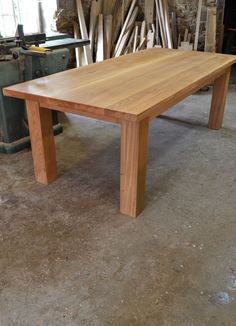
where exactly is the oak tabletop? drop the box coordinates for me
[4,48,236,122]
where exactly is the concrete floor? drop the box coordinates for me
[0,80,236,325]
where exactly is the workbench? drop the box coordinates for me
[4,49,236,217]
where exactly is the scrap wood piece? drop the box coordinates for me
[96,14,104,62]
[104,14,113,59]
[89,0,102,54]
[115,6,139,57]
[76,0,93,64]
[114,0,137,55]
[194,0,202,51]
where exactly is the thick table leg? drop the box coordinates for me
[208,67,231,130]
[120,119,149,217]
[26,100,57,184]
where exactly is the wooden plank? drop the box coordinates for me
[73,21,82,67]
[120,119,149,217]
[111,0,132,51]
[125,27,136,54]
[205,6,216,53]
[161,0,173,48]
[155,0,167,47]
[26,100,57,185]
[208,67,231,129]
[115,6,139,57]
[140,20,146,47]
[170,11,178,49]
[96,14,104,62]
[76,0,93,64]
[136,37,146,51]
[114,0,137,55]
[89,0,102,55]
[133,24,139,52]
[104,14,113,59]
[194,0,202,51]
[145,0,155,29]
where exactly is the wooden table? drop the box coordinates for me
[4,49,236,217]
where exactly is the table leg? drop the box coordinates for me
[26,100,57,185]
[208,67,231,130]
[120,119,149,217]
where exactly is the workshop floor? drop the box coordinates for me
[0,80,236,325]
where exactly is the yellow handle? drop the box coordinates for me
[28,45,49,52]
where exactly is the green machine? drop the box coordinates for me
[0,26,89,153]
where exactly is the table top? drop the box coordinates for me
[4,48,236,122]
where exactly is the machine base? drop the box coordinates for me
[0,123,63,154]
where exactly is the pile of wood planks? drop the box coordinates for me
[74,0,217,66]
[74,0,178,65]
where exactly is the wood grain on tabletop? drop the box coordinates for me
[4,49,236,122]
